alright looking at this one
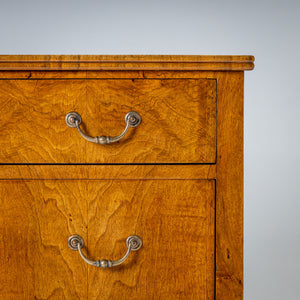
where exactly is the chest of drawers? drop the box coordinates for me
[0,55,254,299]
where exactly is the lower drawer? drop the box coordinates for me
[0,179,215,299]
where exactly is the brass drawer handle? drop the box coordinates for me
[65,111,142,145]
[68,234,142,268]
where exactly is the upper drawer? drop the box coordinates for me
[0,78,216,163]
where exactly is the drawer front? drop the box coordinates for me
[0,179,215,299]
[0,78,216,163]
[0,180,88,299]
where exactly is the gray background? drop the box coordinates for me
[0,0,299,299]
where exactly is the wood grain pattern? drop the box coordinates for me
[0,70,233,79]
[0,55,254,71]
[87,179,215,299]
[86,79,216,163]
[0,78,216,164]
[0,179,215,299]
[0,55,254,299]
[0,80,86,163]
[0,180,87,299]
[0,164,216,180]
[215,72,244,299]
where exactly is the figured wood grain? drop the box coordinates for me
[0,55,254,299]
[0,70,222,79]
[215,72,244,299]
[87,179,215,299]
[0,164,216,180]
[0,55,254,71]
[0,80,86,163]
[86,79,216,163]
[0,180,87,299]
[0,78,216,164]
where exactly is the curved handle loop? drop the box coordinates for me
[68,235,142,268]
[65,111,141,145]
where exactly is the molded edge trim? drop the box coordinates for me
[0,55,255,71]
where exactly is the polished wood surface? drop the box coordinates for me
[0,55,254,71]
[86,79,216,163]
[0,80,86,163]
[0,180,87,299]
[0,55,254,299]
[0,78,216,164]
[0,164,216,180]
[87,179,215,299]
[215,72,244,299]
[0,179,214,299]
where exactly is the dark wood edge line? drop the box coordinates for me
[0,77,218,80]
[0,162,217,166]
[0,178,216,181]
[0,59,255,64]
[214,178,217,300]
[0,66,254,71]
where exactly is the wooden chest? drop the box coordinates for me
[0,55,254,299]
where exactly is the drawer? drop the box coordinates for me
[0,179,215,299]
[0,78,216,164]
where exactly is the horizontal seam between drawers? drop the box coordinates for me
[0,162,216,166]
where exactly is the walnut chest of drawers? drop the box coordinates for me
[0,55,254,299]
